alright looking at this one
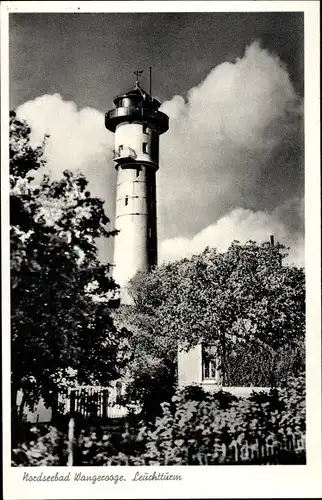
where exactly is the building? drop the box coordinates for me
[105,73,169,304]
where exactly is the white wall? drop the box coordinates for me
[113,166,155,289]
[115,122,159,165]
[177,344,203,386]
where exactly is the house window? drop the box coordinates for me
[202,345,218,380]
[143,142,148,154]
[125,196,128,206]
[203,358,216,379]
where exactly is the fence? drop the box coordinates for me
[12,410,306,467]
[58,386,129,420]
[183,433,306,465]
[16,384,129,424]
[71,427,306,466]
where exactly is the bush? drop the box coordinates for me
[12,374,306,466]
[12,424,67,466]
[123,362,176,422]
[77,373,305,465]
[174,385,239,407]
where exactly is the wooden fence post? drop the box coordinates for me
[102,390,108,419]
[67,417,75,466]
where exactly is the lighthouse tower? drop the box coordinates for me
[105,73,169,303]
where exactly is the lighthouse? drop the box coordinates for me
[105,72,169,303]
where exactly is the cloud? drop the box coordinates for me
[16,93,117,217]
[159,200,304,267]
[158,41,304,244]
[16,94,117,261]
[15,41,304,267]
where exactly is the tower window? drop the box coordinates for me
[143,124,149,134]
[125,196,129,206]
[143,142,148,154]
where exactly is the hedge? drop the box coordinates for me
[12,373,305,466]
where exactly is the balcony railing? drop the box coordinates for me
[113,146,137,161]
[105,106,169,134]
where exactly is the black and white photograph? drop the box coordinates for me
[1,1,321,499]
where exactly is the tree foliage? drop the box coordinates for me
[10,111,130,415]
[127,241,305,385]
[129,242,305,350]
[112,304,176,419]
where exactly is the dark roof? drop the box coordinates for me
[124,86,146,97]
[113,84,160,107]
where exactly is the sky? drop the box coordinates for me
[10,11,304,266]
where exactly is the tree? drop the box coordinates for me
[112,304,177,420]
[10,111,130,418]
[127,241,305,386]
